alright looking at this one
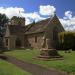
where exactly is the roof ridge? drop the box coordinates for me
[25,23,34,32]
[25,18,51,32]
[26,18,50,26]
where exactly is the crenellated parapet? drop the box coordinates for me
[8,16,25,26]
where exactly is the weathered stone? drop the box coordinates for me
[39,48,62,59]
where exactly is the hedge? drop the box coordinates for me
[58,32,75,50]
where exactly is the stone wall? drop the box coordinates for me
[11,16,25,26]
[26,32,45,49]
[4,34,25,49]
[45,15,65,49]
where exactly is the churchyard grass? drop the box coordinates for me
[6,49,75,74]
[0,59,32,75]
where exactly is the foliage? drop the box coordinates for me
[58,32,75,50]
[0,13,9,47]
[6,49,75,74]
[0,14,9,36]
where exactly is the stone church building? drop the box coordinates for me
[4,14,64,50]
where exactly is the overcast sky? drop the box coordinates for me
[0,0,75,31]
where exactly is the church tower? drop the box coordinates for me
[10,16,25,26]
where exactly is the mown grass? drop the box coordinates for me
[0,59,32,75]
[6,49,75,74]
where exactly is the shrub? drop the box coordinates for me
[58,32,75,50]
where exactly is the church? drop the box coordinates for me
[4,14,64,50]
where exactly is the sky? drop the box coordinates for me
[0,0,75,31]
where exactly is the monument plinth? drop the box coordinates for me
[39,48,62,59]
[38,39,63,60]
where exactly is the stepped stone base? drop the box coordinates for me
[38,48,63,60]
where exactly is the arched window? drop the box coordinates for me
[53,27,58,40]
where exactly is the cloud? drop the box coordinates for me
[0,6,74,31]
[0,7,47,25]
[0,7,24,18]
[22,12,46,22]
[39,5,56,16]
[25,18,32,25]
[65,11,72,19]
[59,11,75,31]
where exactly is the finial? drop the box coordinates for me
[53,11,56,17]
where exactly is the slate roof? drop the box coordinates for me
[8,25,25,35]
[8,18,52,35]
[25,14,62,34]
[25,18,51,34]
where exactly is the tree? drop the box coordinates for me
[0,13,9,47]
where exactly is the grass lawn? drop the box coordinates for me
[0,59,32,75]
[6,49,75,74]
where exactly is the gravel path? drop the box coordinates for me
[0,54,69,75]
